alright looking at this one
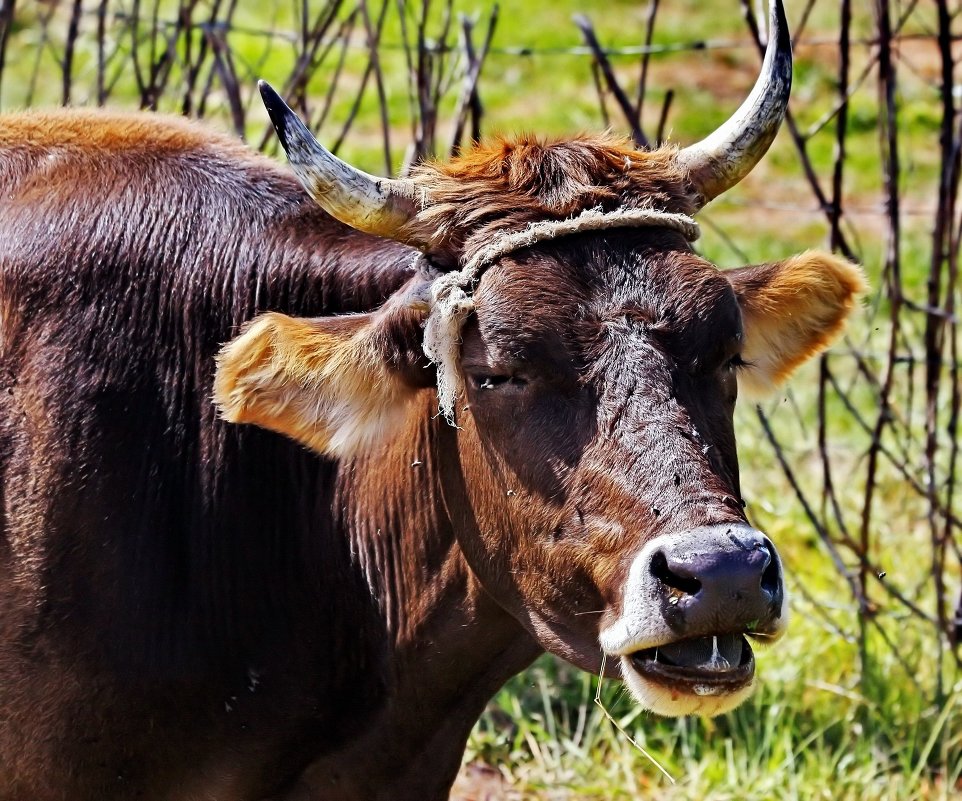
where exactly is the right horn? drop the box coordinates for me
[676,0,792,209]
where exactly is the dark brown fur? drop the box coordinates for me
[0,110,493,801]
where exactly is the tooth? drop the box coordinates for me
[706,635,732,673]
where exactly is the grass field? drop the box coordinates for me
[3,1,960,798]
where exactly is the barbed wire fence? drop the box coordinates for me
[0,0,959,742]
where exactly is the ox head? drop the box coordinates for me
[215,0,865,717]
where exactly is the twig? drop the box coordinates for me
[634,0,660,128]
[450,7,498,157]
[62,0,83,106]
[573,14,648,148]
[0,0,16,108]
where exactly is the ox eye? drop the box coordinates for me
[725,354,749,372]
[470,374,528,390]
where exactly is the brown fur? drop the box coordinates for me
[0,107,250,153]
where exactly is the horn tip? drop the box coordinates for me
[258,81,285,120]
[257,80,297,151]
[769,0,791,57]
[767,0,793,95]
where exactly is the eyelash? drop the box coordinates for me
[471,374,528,390]
[726,354,750,371]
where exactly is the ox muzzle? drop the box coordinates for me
[600,524,786,716]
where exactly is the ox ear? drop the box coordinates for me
[727,251,867,398]
[213,279,434,458]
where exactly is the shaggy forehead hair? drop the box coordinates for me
[400,133,697,262]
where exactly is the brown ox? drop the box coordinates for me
[0,2,862,799]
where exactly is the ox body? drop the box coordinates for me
[0,3,864,799]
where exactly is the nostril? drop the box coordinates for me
[760,550,780,595]
[650,550,702,596]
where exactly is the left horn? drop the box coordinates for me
[676,0,792,208]
[259,81,420,241]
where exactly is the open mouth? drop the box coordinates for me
[627,633,755,696]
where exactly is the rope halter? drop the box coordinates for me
[421,205,701,422]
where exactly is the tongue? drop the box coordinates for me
[658,634,743,671]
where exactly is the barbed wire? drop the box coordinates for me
[88,9,960,59]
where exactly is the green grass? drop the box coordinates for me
[4,1,961,799]
[467,593,961,799]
